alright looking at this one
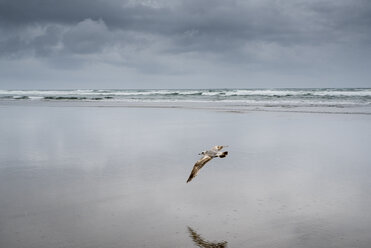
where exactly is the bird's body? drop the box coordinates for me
[186,146,228,183]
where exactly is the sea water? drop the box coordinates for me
[1,88,371,108]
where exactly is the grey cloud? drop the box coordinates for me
[0,25,63,57]
[62,19,112,54]
[0,0,169,32]
[0,0,370,88]
[0,0,122,26]
[2,0,369,39]
[31,26,63,56]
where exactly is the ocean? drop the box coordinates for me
[1,88,371,108]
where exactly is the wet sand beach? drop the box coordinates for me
[1,102,371,248]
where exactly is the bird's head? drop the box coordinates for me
[198,151,206,155]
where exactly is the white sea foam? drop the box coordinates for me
[201,91,224,96]
[312,90,371,97]
[0,90,76,95]
[1,89,370,108]
[223,89,371,97]
[1,89,370,97]
[224,90,304,96]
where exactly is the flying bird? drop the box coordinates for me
[186,145,228,183]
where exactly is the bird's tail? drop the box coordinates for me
[218,151,228,158]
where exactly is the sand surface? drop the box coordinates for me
[1,102,371,247]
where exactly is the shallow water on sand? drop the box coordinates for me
[1,104,371,248]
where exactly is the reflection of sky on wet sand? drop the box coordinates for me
[0,105,371,247]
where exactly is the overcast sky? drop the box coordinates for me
[0,0,370,89]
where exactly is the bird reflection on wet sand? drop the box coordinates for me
[188,226,227,248]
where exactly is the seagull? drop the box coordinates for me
[186,145,228,183]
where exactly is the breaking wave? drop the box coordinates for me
[1,88,370,107]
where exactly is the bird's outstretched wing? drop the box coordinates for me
[186,155,213,183]
[187,226,227,248]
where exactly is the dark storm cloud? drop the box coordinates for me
[0,0,170,32]
[0,0,370,88]
[0,0,123,26]
[2,0,370,53]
